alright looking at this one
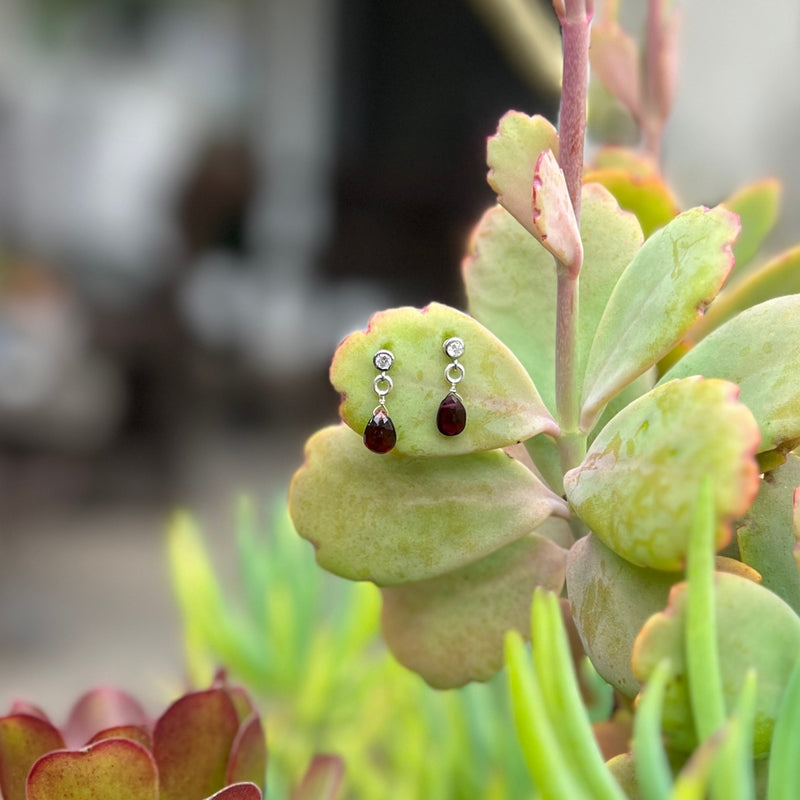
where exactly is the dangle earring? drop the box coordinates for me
[437,336,467,436]
[363,349,397,453]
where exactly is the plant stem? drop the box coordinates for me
[553,0,592,471]
[643,0,663,161]
[555,0,592,223]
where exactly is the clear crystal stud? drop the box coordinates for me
[373,349,394,371]
[443,337,465,359]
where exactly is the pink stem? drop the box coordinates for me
[553,0,592,452]
[555,0,593,226]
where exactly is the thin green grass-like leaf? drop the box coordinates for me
[633,659,673,800]
[708,670,756,800]
[505,630,591,800]
[668,732,724,800]
[531,590,626,800]
[767,656,800,800]
[685,476,726,741]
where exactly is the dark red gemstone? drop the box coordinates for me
[437,393,466,436]
[364,408,397,453]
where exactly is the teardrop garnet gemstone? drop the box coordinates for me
[364,408,397,453]
[437,393,467,436]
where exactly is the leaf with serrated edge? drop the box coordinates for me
[580,206,739,430]
[566,534,676,697]
[662,294,800,454]
[631,572,800,755]
[532,149,583,271]
[464,185,642,417]
[487,111,559,237]
[381,534,566,688]
[565,377,760,570]
[721,178,781,274]
[27,739,158,800]
[290,425,567,585]
[332,302,557,456]
[689,243,800,343]
[582,168,679,238]
[737,455,800,615]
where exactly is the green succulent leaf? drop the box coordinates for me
[662,294,800,454]
[289,424,566,585]
[486,111,559,237]
[381,533,566,689]
[767,655,800,800]
[566,533,677,696]
[0,715,65,800]
[580,206,739,429]
[737,455,800,614]
[154,689,240,800]
[331,302,557,456]
[632,659,673,800]
[684,477,725,743]
[566,377,761,570]
[582,168,679,238]
[292,755,344,800]
[632,572,800,755]
[464,184,643,416]
[26,739,158,800]
[689,244,800,343]
[709,671,757,800]
[721,178,781,273]
[529,590,626,800]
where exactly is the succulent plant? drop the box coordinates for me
[287,0,800,787]
[0,676,342,800]
[167,501,537,799]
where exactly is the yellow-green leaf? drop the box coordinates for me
[580,206,739,429]
[464,185,643,417]
[721,178,781,274]
[331,302,557,456]
[381,533,566,689]
[565,378,761,570]
[662,294,800,454]
[632,572,800,755]
[289,425,567,585]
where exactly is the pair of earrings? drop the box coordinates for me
[363,337,467,454]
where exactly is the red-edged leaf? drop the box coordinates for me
[292,755,344,800]
[0,714,65,800]
[154,689,240,800]
[87,725,152,751]
[206,783,263,800]
[63,687,149,747]
[226,714,267,790]
[26,739,158,800]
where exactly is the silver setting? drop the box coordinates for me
[373,349,394,371]
[442,337,465,392]
[372,349,394,408]
[445,362,465,389]
[443,337,465,359]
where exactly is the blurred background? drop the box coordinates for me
[0,0,797,720]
